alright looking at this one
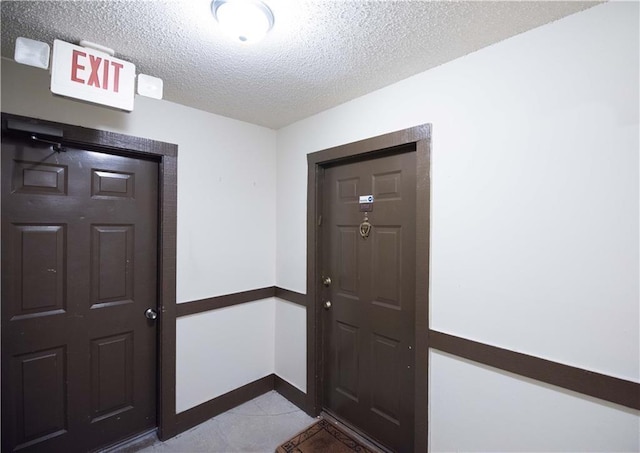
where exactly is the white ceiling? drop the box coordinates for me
[1,0,599,129]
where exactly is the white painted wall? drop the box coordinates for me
[1,58,278,412]
[429,350,639,452]
[176,298,275,412]
[276,2,639,449]
[274,299,306,391]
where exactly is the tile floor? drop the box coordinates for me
[134,391,316,453]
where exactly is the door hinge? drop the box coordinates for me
[318,215,322,226]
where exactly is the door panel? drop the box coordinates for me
[337,227,359,296]
[12,160,68,195]
[91,224,135,307]
[336,321,360,401]
[90,332,134,422]
[371,334,400,423]
[12,347,68,448]
[2,137,158,452]
[372,227,402,307]
[10,224,67,318]
[323,150,416,452]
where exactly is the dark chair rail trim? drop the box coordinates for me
[274,287,307,307]
[175,286,639,412]
[176,286,306,317]
[176,287,277,317]
[429,330,640,411]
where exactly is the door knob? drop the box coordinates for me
[322,276,332,287]
[323,300,332,310]
[145,308,158,320]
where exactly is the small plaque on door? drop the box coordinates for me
[359,195,373,212]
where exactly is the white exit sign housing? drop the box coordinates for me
[50,39,135,111]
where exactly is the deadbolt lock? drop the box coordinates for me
[323,300,332,310]
[322,276,332,287]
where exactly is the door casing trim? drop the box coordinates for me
[1,113,179,442]
[306,124,431,452]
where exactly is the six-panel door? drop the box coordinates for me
[1,137,158,452]
[322,150,417,452]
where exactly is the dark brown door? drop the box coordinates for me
[1,136,158,452]
[322,150,416,452]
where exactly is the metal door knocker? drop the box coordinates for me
[359,213,372,239]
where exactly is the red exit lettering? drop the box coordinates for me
[70,50,124,93]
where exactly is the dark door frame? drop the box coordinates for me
[306,124,431,452]
[1,113,179,442]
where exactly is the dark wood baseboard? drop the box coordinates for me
[171,374,307,439]
[274,287,307,307]
[429,330,640,411]
[172,374,275,435]
[274,375,306,410]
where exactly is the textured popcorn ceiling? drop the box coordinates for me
[1,1,598,129]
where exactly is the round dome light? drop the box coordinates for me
[212,0,274,43]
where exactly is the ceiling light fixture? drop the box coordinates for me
[212,0,274,43]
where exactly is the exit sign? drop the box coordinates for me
[50,39,135,111]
